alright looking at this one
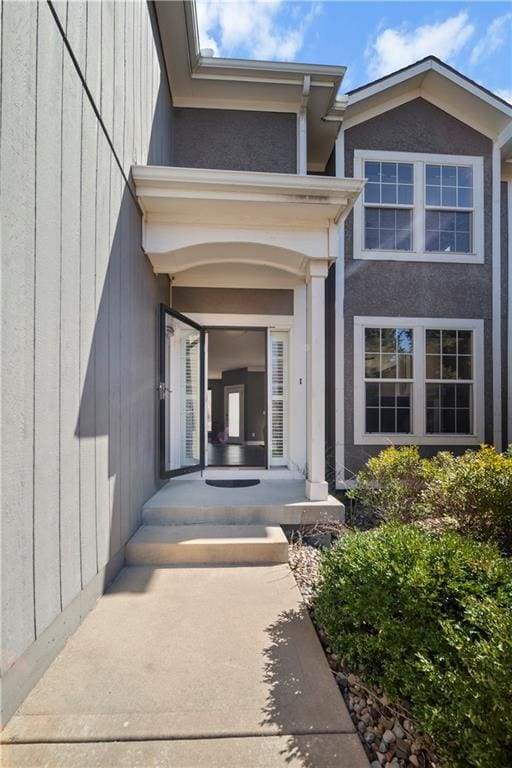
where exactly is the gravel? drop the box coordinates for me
[289,540,441,768]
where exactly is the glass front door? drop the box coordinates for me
[159,304,205,478]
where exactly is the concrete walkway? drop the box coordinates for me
[2,564,368,767]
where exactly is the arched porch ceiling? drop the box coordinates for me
[147,242,309,277]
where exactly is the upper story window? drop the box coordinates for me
[364,162,413,251]
[424,165,473,254]
[354,317,484,446]
[353,151,484,264]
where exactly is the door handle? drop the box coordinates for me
[158,382,171,399]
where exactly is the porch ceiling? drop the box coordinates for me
[132,165,365,275]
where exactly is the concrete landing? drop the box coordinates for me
[1,565,368,768]
[126,524,288,565]
[143,478,344,525]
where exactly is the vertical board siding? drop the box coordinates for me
[1,0,173,684]
[0,0,37,664]
[77,2,98,588]
[33,2,63,634]
[59,6,82,609]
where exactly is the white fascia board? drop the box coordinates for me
[347,60,431,105]
[347,58,512,117]
[344,60,512,139]
[429,59,512,116]
[132,165,364,201]
[184,0,345,89]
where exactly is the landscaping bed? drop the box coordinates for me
[290,538,439,768]
[289,444,512,768]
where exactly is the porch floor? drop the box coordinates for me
[2,565,368,767]
[143,477,344,526]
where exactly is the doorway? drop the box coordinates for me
[207,329,266,468]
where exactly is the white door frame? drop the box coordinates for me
[186,314,296,475]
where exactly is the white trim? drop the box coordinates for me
[185,313,293,330]
[346,58,512,119]
[343,89,422,131]
[508,180,512,447]
[353,316,485,446]
[353,150,484,264]
[297,110,307,175]
[269,330,290,467]
[334,129,345,485]
[492,144,503,449]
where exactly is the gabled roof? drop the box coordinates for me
[342,56,512,163]
[347,56,512,109]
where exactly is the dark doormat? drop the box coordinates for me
[205,479,261,488]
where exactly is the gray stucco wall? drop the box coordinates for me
[172,287,294,315]
[342,98,493,476]
[1,0,172,723]
[173,108,297,173]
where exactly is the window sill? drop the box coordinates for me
[354,250,484,264]
[354,433,483,446]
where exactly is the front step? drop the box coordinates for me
[125,525,288,566]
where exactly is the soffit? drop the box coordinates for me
[132,165,364,228]
[154,0,344,170]
[343,60,512,144]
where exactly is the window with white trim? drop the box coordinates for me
[353,151,484,264]
[425,329,473,434]
[364,327,413,433]
[354,317,484,445]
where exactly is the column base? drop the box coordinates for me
[305,479,329,502]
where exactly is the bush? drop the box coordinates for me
[426,446,512,553]
[315,523,512,768]
[348,445,512,552]
[347,445,435,522]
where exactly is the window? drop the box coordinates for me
[425,165,473,254]
[354,152,484,263]
[354,317,484,445]
[364,327,413,433]
[364,162,414,251]
[425,329,473,434]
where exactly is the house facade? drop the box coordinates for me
[1,0,511,726]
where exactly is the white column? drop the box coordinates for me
[306,259,329,501]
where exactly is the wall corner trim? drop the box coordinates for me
[492,143,502,449]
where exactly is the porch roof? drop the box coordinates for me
[133,165,364,227]
[132,166,364,276]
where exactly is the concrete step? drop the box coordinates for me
[125,525,289,566]
[143,502,343,526]
[142,480,344,526]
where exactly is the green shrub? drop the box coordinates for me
[348,445,512,552]
[426,445,512,553]
[315,523,512,768]
[347,445,435,522]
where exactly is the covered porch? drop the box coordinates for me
[133,166,364,501]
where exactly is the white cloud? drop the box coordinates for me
[366,12,475,79]
[196,0,320,61]
[495,88,512,104]
[470,13,512,66]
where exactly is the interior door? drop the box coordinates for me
[224,384,245,444]
[159,304,205,478]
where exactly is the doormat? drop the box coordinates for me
[205,479,261,488]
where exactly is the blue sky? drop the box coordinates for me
[196,1,512,102]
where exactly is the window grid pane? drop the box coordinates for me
[425,329,473,435]
[365,208,412,251]
[425,164,473,255]
[364,327,413,433]
[364,161,414,206]
[425,164,473,209]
